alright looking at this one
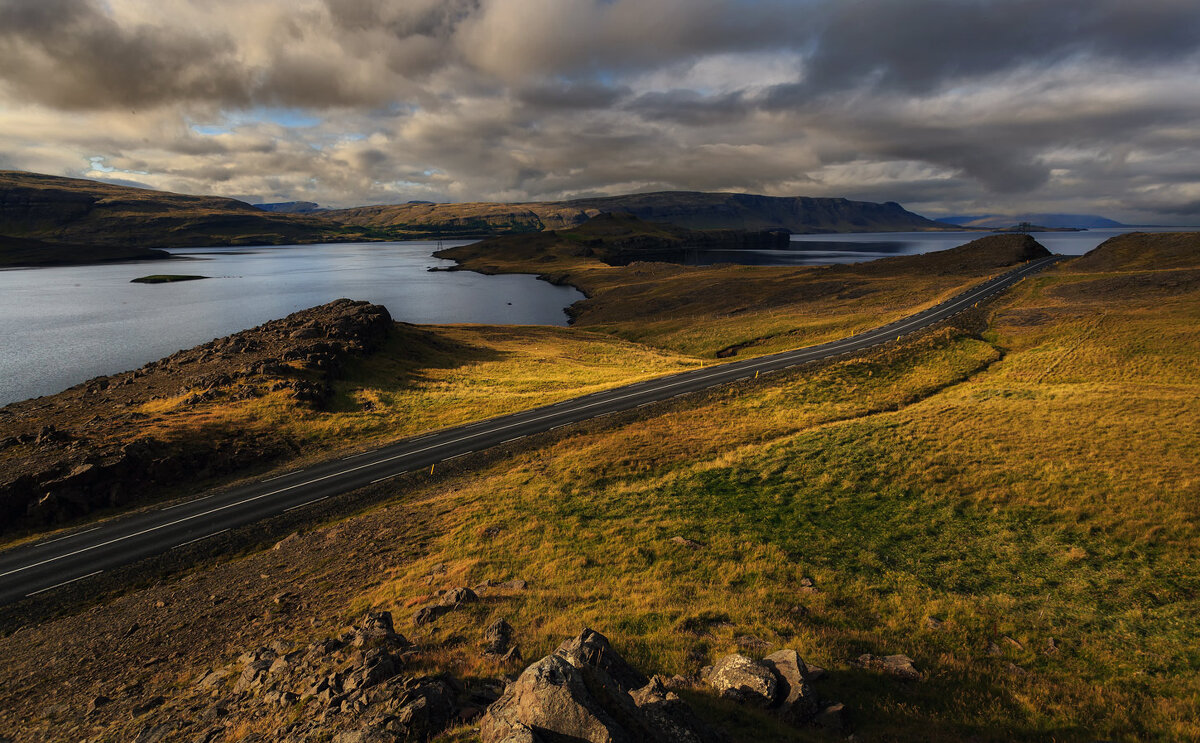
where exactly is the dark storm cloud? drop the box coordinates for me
[793,0,1200,96]
[0,0,251,109]
[0,0,1197,221]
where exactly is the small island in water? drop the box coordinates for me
[130,274,209,284]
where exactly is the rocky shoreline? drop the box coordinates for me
[0,299,394,532]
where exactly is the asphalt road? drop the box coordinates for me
[0,255,1061,605]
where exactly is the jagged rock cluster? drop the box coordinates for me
[83,594,902,743]
[0,299,395,530]
[481,628,723,743]
[169,611,499,742]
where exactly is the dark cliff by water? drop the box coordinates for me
[327,190,953,238]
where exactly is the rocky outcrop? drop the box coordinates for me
[852,653,921,680]
[480,629,721,743]
[705,653,778,706]
[484,619,520,661]
[761,649,819,722]
[703,648,831,727]
[0,299,396,532]
[178,611,480,741]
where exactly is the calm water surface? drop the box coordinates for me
[687,226,1200,265]
[5,227,1198,405]
[0,241,583,405]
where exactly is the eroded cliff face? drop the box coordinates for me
[0,300,396,532]
[326,190,951,237]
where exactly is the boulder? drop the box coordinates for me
[354,611,408,648]
[481,629,717,743]
[481,653,634,743]
[412,604,453,627]
[331,728,396,743]
[853,653,920,680]
[390,677,458,741]
[342,648,396,692]
[484,618,518,658]
[630,675,723,743]
[761,649,819,721]
[555,628,648,693]
[705,654,777,706]
[441,586,479,605]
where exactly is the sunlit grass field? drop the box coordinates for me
[328,251,1200,741]
[17,230,1195,741]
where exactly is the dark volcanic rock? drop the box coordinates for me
[483,619,517,658]
[853,653,921,680]
[353,611,409,649]
[705,653,778,706]
[0,299,395,533]
[440,587,479,606]
[481,629,719,743]
[555,628,649,694]
[761,649,819,722]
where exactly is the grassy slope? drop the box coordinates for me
[331,234,1193,741]
[437,230,1047,358]
[0,171,367,251]
[120,325,702,471]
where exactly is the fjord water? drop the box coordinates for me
[687,226,1200,265]
[0,241,583,405]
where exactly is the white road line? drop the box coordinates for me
[33,526,100,547]
[371,472,405,484]
[262,471,296,482]
[158,493,218,512]
[283,497,328,513]
[0,260,1055,581]
[172,529,229,549]
[25,570,103,596]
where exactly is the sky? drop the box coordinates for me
[1,0,1199,223]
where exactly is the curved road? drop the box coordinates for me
[0,256,1061,605]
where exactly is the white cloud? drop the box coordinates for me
[0,0,1197,222]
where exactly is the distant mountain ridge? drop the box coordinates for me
[940,213,1125,229]
[325,191,953,238]
[0,172,362,259]
[0,171,954,266]
[253,201,325,214]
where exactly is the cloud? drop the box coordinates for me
[0,0,1197,222]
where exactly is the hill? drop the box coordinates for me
[0,171,360,257]
[439,212,789,267]
[252,201,325,214]
[1064,231,1200,272]
[327,190,951,238]
[941,213,1125,229]
[439,228,1053,358]
[0,234,169,267]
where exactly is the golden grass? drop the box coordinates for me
[437,237,1021,358]
[320,258,1200,742]
[136,324,703,465]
